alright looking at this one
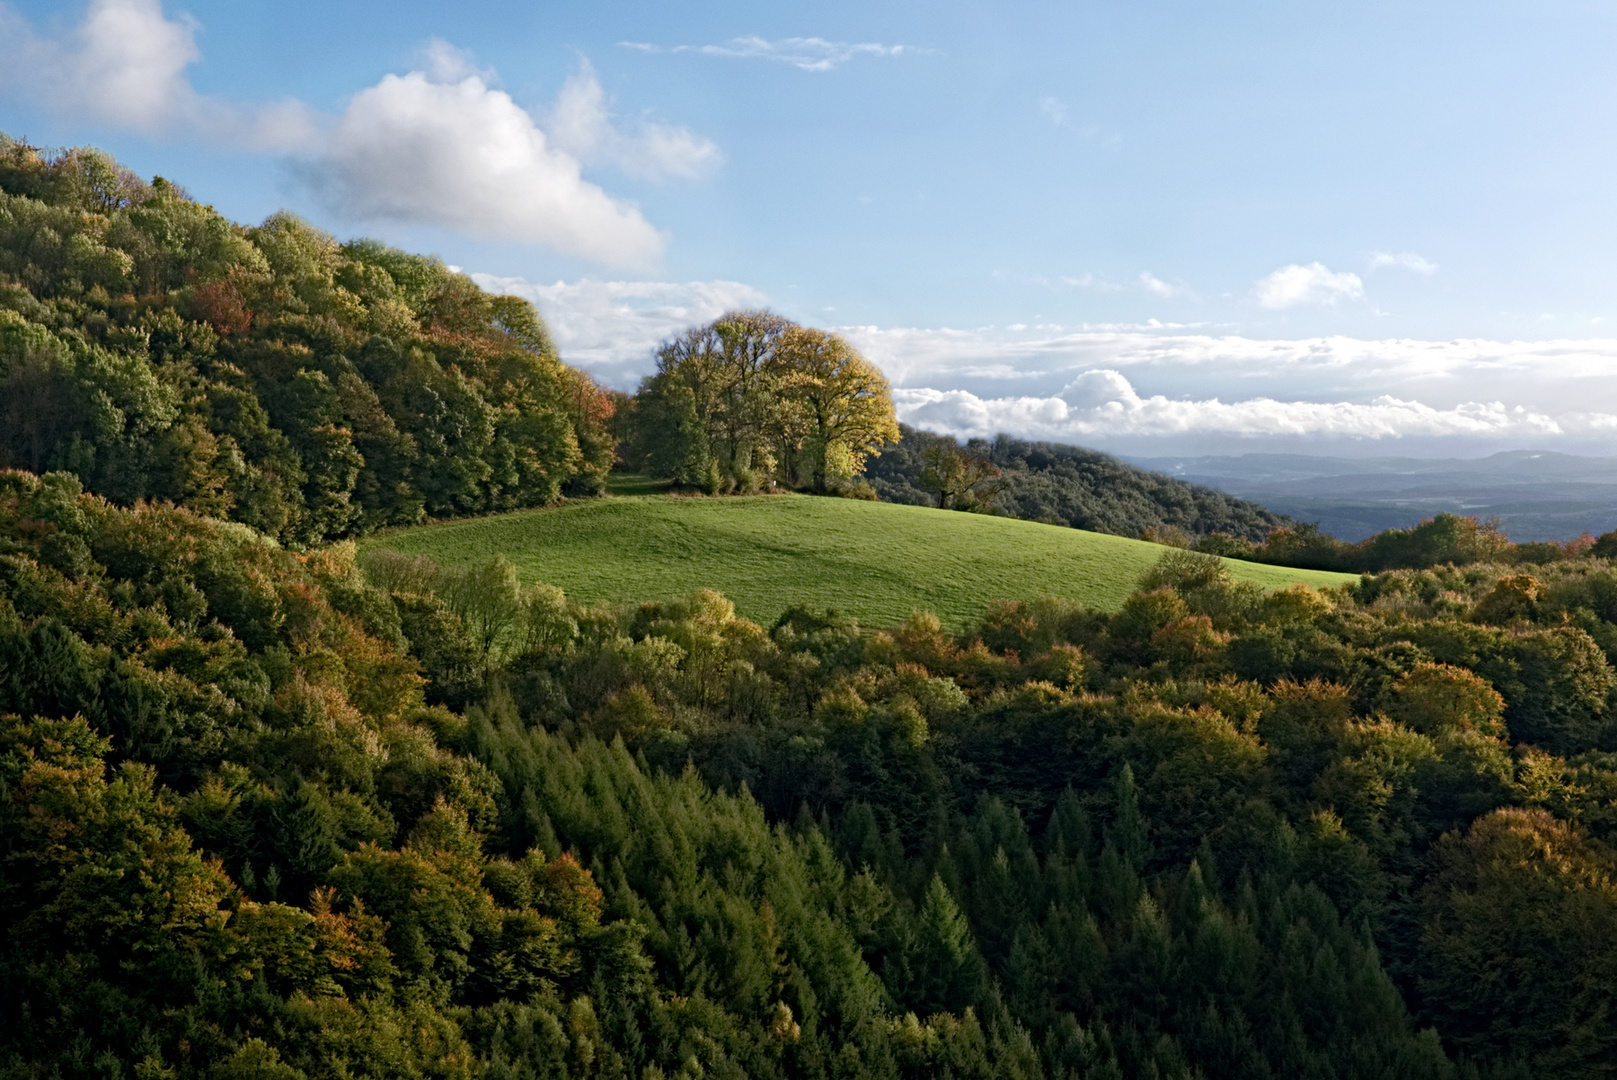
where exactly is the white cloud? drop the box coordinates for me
[0,4,715,267]
[894,373,1578,443]
[1139,271,1178,298]
[621,36,922,72]
[544,59,720,181]
[63,0,198,131]
[0,0,317,148]
[1032,272,1124,292]
[1039,96,1068,125]
[839,321,1617,450]
[1370,251,1439,275]
[840,322,1617,395]
[1252,262,1365,309]
[420,38,494,84]
[450,274,1617,449]
[301,71,665,269]
[468,273,768,385]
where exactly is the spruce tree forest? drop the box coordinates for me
[5,138,1617,1079]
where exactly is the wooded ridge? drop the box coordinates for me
[0,136,615,549]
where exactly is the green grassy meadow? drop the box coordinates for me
[362,488,1357,629]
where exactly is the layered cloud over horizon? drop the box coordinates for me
[843,323,1617,452]
[892,379,1591,446]
[480,270,1617,455]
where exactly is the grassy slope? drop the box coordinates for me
[363,492,1357,629]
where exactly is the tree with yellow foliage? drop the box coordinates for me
[775,323,900,492]
[629,310,899,494]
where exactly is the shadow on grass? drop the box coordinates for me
[607,472,675,497]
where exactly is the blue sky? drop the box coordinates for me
[3,0,1617,455]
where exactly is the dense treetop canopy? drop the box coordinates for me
[5,463,1617,1077]
[621,309,900,496]
[0,135,615,548]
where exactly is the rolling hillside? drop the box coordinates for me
[361,488,1355,627]
[865,426,1293,541]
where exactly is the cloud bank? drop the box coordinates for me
[837,323,1617,393]
[467,274,1617,451]
[894,377,1583,445]
[841,323,1617,450]
[0,0,713,269]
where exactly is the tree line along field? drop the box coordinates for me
[359,484,1356,628]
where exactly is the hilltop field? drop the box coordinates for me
[361,481,1355,627]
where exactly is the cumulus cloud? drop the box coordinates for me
[620,36,922,72]
[1370,251,1439,275]
[0,2,719,268]
[468,273,768,385]
[300,71,665,269]
[1252,262,1365,309]
[544,59,720,181]
[301,53,720,266]
[0,0,317,147]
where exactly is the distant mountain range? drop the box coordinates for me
[1123,450,1617,541]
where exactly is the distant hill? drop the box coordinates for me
[361,486,1352,628]
[863,425,1293,542]
[1126,449,1617,541]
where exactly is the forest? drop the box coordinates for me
[7,467,1617,1078]
[5,138,1617,1079]
[0,136,616,549]
[861,428,1290,543]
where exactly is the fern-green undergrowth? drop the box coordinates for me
[362,488,1356,627]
